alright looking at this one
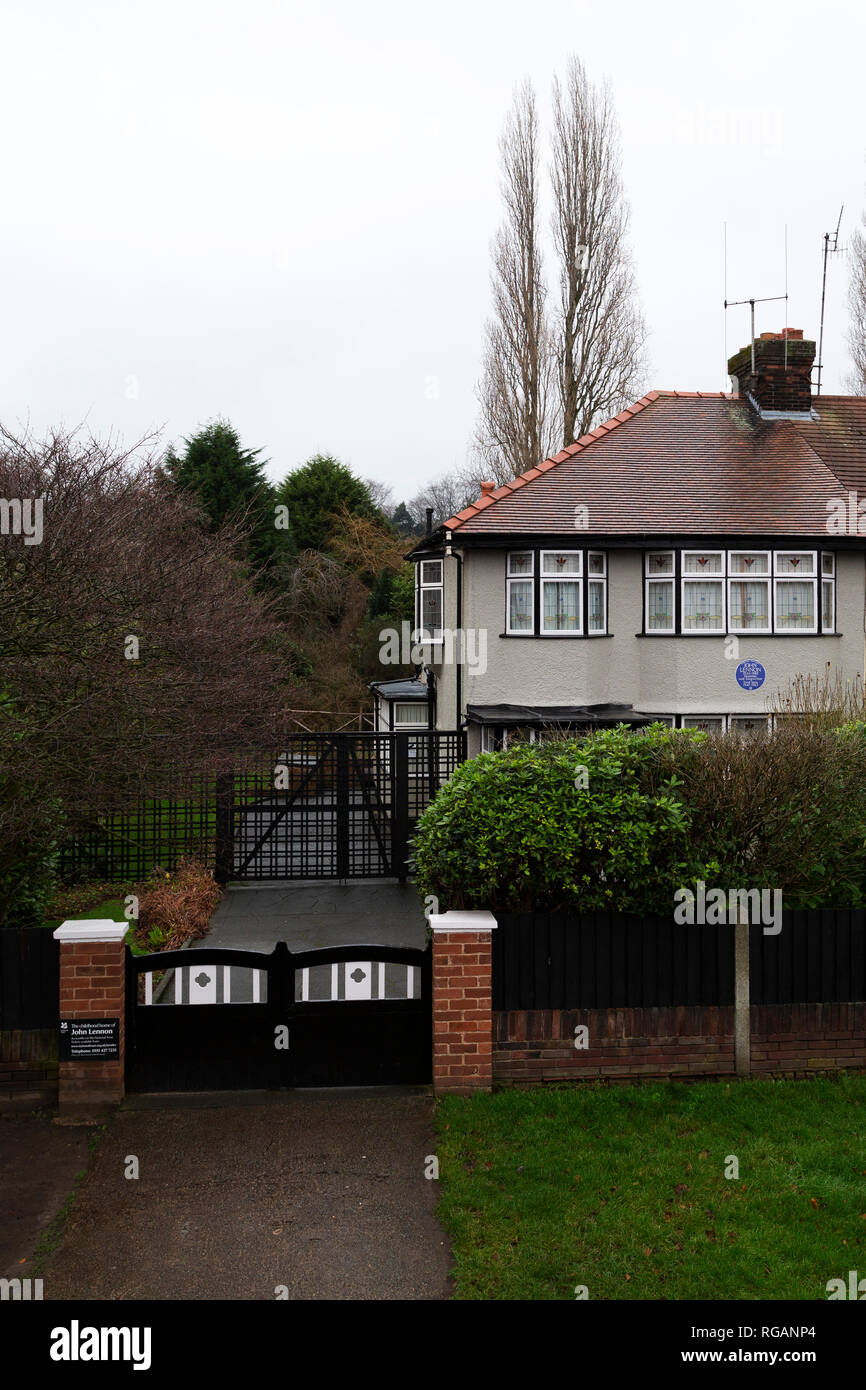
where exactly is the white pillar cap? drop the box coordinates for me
[53,921,129,944]
[428,910,497,933]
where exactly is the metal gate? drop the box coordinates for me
[125,941,431,1091]
[216,730,465,882]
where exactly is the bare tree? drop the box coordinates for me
[551,57,648,443]
[407,469,481,531]
[475,80,559,485]
[363,476,395,518]
[0,425,294,922]
[847,198,866,393]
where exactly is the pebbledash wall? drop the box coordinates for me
[430,908,866,1093]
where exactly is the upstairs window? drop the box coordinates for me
[773,552,817,633]
[416,559,443,641]
[822,553,835,633]
[541,550,582,633]
[645,551,675,631]
[506,551,534,633]
[587,552,607,632]
[728,551,770,633]
[506,549,607,635]
[644,549,834,635]
[682,551,725,631]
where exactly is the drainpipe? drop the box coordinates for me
[424,665,435,729]
[445,538,463,733]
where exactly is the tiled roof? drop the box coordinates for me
[445,392,866,536]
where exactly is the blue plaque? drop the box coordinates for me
[735,660,765,691]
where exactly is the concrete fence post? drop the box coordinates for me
[430,910,497,1096]
[53,921,128,1117]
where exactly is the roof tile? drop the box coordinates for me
[445,393,866,537]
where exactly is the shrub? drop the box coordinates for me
[648,719,866,909]
[412,719,866,915]
[411,724,709,913]
[132,857,222,952]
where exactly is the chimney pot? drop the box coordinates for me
[480,480,495,495]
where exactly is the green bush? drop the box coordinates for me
[412,720,866,914]
[411,725,710,913]
[649,718,866,909]
[0,840,61,928]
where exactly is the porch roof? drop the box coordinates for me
[369,678,430,701]
[465,702,658,727]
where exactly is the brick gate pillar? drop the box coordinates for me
[430,910,497,1096]
[53,921,128,1117]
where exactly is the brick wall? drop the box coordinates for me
[56,927,126,1113]
[432,920,494,1095]
[750,1002,866,1074]
[494,1003,866,1084]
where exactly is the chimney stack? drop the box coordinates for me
[727,329,815,417]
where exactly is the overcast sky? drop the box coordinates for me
[1,0,863,500]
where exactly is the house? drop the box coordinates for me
[378,329,866,754]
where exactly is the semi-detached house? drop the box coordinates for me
[371,329,866,754]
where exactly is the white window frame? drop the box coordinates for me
[644,550,676,633]
[728,715,770,737]
[587,551,607,635]
[821,552,835,634]
[540,550,583,635]
[680,550,726,633]
[416,559,444,644]
[726,550,771,634]
[506,551,535,635]
[681,714,726,732]
[773,550,818,634]
[392,701,428,729]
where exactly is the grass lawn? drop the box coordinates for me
[44,897,129,930]
[434,1076,866,1301]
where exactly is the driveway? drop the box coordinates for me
[42,1089,452,1300]
[204,881,428,952]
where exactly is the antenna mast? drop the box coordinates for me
[724,293,788,374]
[816,206,844,396]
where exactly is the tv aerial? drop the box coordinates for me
[815,206,844,396]
[723,223,789,373]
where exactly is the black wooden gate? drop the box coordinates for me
[125,942,431,1091]
[216,730,465,882]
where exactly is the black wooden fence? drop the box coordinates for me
[750,909,866,1004]
[0,928,59,1029]
[492,909,866,1010]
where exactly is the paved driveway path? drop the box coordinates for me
[204,882,427,952]
[43,1089,452,1301]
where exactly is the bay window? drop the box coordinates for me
[505,549,607,635]
[644,548,834,635]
